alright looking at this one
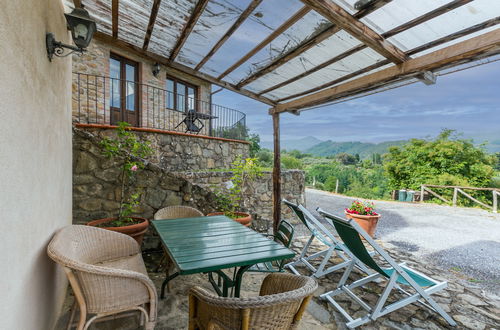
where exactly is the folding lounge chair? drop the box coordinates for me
[282,200,370,278]
[317,208,457,329]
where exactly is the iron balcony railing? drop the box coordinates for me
[72,72,247,140]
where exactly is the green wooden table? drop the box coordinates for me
[152,215,295,298]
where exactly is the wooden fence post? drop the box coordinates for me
[493,191,498,213]
[335,179,339,194]
[452,188,458,207]
[420,185,425,203]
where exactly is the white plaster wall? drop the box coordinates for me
[0,0,73,328]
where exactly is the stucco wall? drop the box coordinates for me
[0,0,72,329]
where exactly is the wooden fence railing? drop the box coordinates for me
[420,184,500,213]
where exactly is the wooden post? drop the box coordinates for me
[493,191,498,213]
[452,188,458,207]
[335,179,339,194]
[420,185,425,203]
[272,111,281,234]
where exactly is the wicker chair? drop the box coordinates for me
[188,273,317,330]
[47,225,157,330]
[154,205,204,220]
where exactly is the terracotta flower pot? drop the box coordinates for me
[345,212,380,238]
[86,216,149,245]
[207,211,252,227]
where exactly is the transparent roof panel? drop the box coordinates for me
[268,62,394,102]
[81,0,112,35]
[199,0,304,77]
[117,0,153,48]
[258,47,387,99]
[176,0,253,68]
[223,10,333,84]
[359,0,451,35]
[148,0,196,58]
[389,0,500,52]
[412,25,500,58]
[243,30,363,92]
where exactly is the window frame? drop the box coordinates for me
[165,76,198,113]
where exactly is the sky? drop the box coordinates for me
[212,60,500,145]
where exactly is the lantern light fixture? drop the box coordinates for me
[46,6,96,61]
[152,63,161,77]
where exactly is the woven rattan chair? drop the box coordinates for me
[188,273,317,330]
[154,205,204,220]
[47,225,157,330]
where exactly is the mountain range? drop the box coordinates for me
[261,135,500,158]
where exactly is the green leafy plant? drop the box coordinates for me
[100,122,153,226]
[215,156,262,218]
[345,200,378,216]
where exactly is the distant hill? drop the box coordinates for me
[261,136,323,152]
[305,140,407,159]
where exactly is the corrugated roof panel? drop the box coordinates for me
[148,0,197,58]
[199,0,304,77]
[176,0,253,68]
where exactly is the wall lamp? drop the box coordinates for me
[46,7,96,61]
[152,63,161,77]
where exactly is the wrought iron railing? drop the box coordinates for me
[72,72,247,140]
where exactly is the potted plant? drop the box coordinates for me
[86,122,153,244]
[208,156,262,226]
[344,200,380,238]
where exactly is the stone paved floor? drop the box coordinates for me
[55,237,500,329]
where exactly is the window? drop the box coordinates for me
[165,77,198,112]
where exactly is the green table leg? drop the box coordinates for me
[161,272,179,299]
[233,265,252,298]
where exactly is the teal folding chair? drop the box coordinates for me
[282,200,370,278]
[317,208,457,329]
[249,219,294,273]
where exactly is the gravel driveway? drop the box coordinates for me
[304,188,500,294]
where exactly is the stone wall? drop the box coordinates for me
[176,170,306,231]
[73,126,305,234]
[78,126,249,171]
[73,128,221,234]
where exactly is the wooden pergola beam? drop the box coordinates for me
[217,6,311,80]
[169,0,209,62]
[259,0,473,97]
[94,32,276,106]
[272,111,281,234]
[73,0,82,8]
[276,16,500,103]
[112,0,119,39]
[235,0,392,88]
[273,29,500,112]
[300,0,407,63]
[194,0,262,71]
[142,0,162,50]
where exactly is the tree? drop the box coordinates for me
[336,152,357,165]
[247,133,261,157]
[281,155,304,170]
[384,129,495,190]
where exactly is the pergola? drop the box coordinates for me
[70,0,500,231]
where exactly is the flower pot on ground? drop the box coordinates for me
[86,217,149,244]
[86,122,153,245]
[345,200,380,238]
[206,211,252,227]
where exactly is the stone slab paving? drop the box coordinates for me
[55,236,499,329]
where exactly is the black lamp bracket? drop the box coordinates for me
[46,33,86,62]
